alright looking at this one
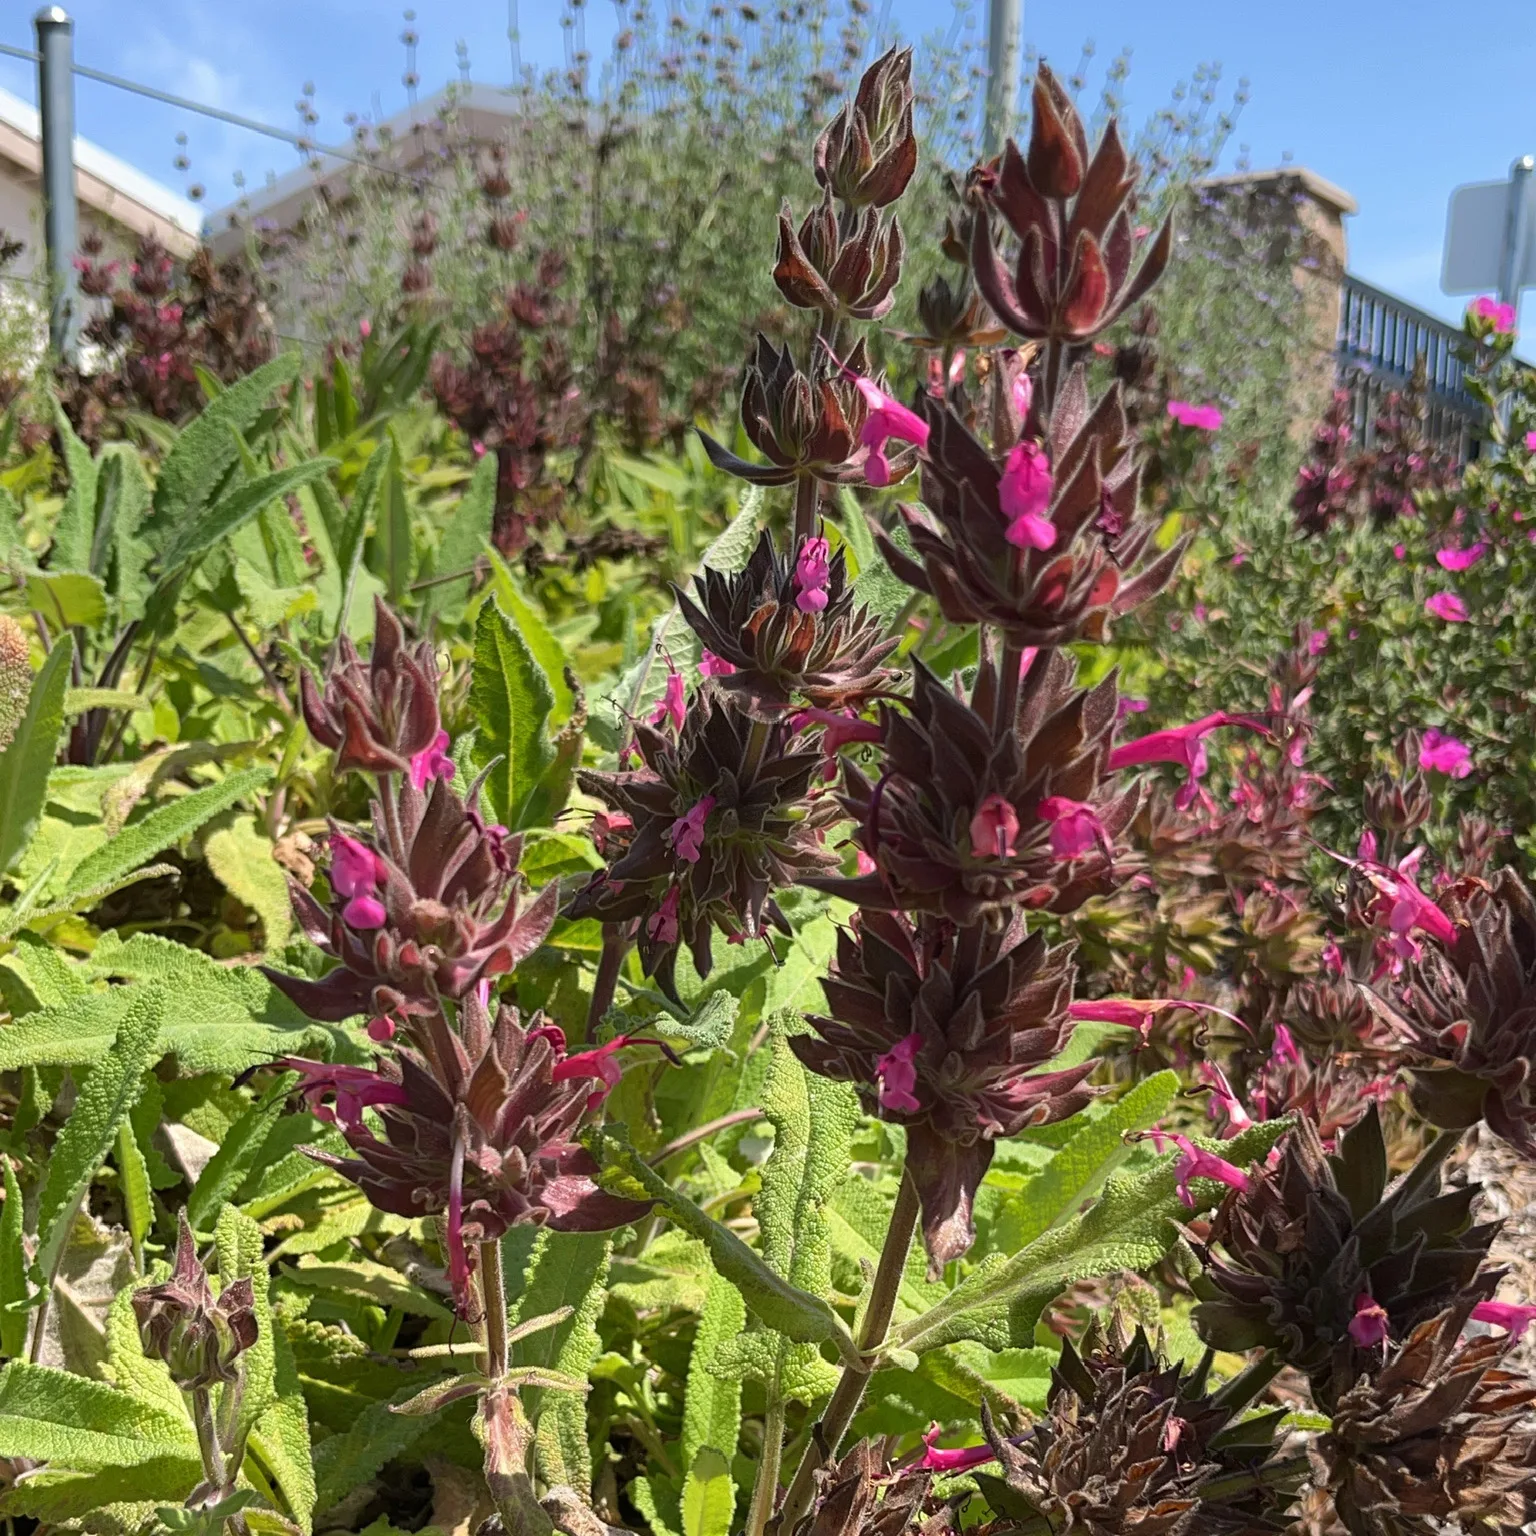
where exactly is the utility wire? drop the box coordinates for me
[0,38,427,183]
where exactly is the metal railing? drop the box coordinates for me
[1335,274,1485,458]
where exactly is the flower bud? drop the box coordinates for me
[131,1213,258,1391]
[812,48,917,210]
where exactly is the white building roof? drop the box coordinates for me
[0,83,203,240]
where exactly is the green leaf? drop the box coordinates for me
[894,1119,1293,1357]
[153,459,337,590]
[249,1324,316,1534]
[835,489,910,622]
[0,1458,196,1524]
[989,1071,1181,1255]
[148,351,303,538]
[712,1034,856,1403]
[117,1121,152,1255]
[49,398,98,572]
[312,1396,430,1517]
[681,1448,734,1536]
[25,570,107,628]
[681,1270,745,1475]
[508,1229,612,1493]
[488,554,575,723]
[186,1075,294,1235]
[0,1157,27,1356]
[33,987,161,1291]
[204,813,293,950]
[282,1257,452,1320]
[60,765,273,906]
[0,938,331,1077]
[372,435,413,602]
[0,634,73,876]
[589,1124,859,1365]
[420,454,495,625]
[470,598,555,830]
[0,1359,197,1469]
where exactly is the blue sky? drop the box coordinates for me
[1,1,1533,328]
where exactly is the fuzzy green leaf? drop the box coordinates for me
[148,351,303,537]
[33,987,161,1290]
[49,399,99,572]
[419,454,495,626]
[0,634,73,876]
[312,1395,431,1516]
[894,1119,1293,1357]
[0,1157,27,1356]
[0,1359,197,1469]
[470,598,555,830]
[187,1075,295,1235]
[711,1035,856,1402]
[60,765,273,906]
[681,1448,734,1536]
[681,1270,745,1476]
[508,1228,612,1493]
[204,813,293,951]
[989,1071,1181,1256]
[589,1124,859,1365]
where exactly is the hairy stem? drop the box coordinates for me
[479,1238,510,1381]
[746,1396,787,1536]
[994,641,1025,737]
[793,474,820,545]
[775,1169,921,1534]
[581,922,633,1044]
[648,1107,765,1167]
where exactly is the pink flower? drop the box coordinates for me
[331,833,385,899]
[472,439,487,459]
[1526,431,1536,452]
[794,536,832,614]
[342,893,388,930]
[668,795,715,864]
[1037,796,1109,859]
[1419,728,1472,779]
[409,728,455,792]
[646,885,681,944]
[855,849,877,875]
[1166,400,1223,431]
[874,1031,922,1114]
[1471,1299,1536,1340]
[1000,441,1055,550]
[926,351,966,396]
[649,669,687,731]
[699,650,737,677]
[1436,542,1486,572]
[1321,940,1344,974]
[1272,1023,1302,1066]
[360,318,373,339]
[366,1015,397,1043]
[1360,848,1457,971]
[852,375,929,487]
[1164,1134,1250,1208]
[970,794,1020,859]
[1198,1060,1254,1138]
[1425,592,1468,623]
[1117,697,1148,718]
[1133,224,1151,240]
[1011,368,1033,421]
[1348,1292,1390,1348]
[1307,629,1328,656]
[1109,712,1268,811]
[790,707,882,753]
[277,1059,411,1127]
[1470,295,1517,333]
[920,1424,996,1475]
[1393,543,1406,561]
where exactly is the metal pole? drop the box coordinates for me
[34,6,77,363]
[1498,154,1534,310]
[983,0,1022,158]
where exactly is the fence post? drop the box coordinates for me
[35,5,78,363]
[983,0,1022,158]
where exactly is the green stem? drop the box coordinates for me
[745,1397,786,1536]
[480,1238,510,1381]
[774,1169,921,1535]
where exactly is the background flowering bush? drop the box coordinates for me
[0,24,1532,1536]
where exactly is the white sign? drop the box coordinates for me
[1443,172,1536,294]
